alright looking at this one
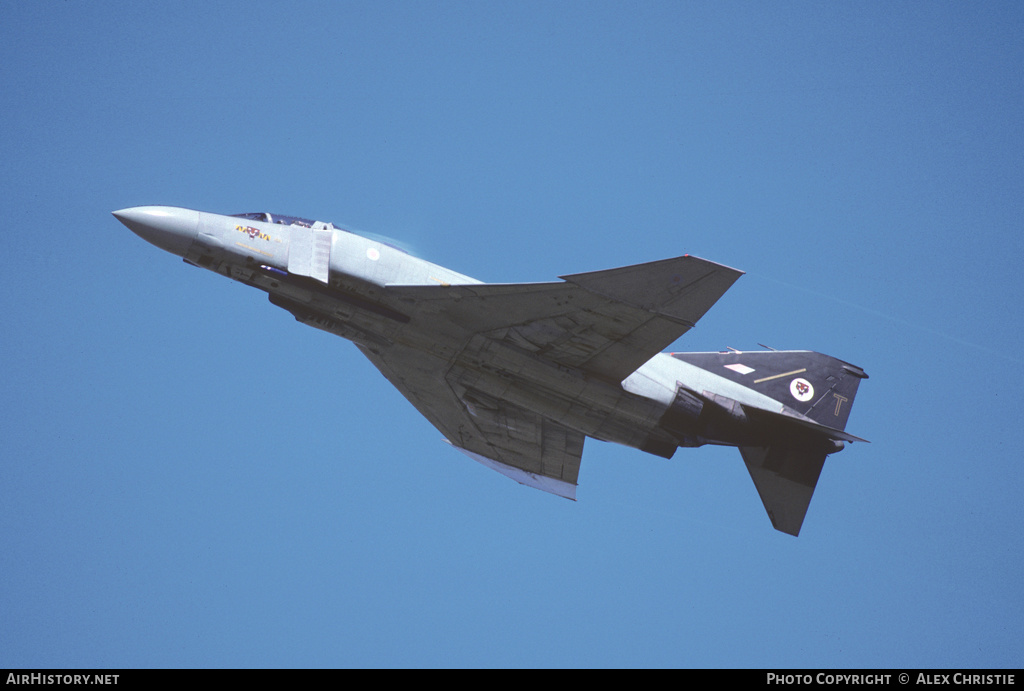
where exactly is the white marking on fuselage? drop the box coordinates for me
[624,353,788,415]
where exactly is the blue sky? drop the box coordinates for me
[2,1,1022,668]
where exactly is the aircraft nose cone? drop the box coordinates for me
[113,206,199,257]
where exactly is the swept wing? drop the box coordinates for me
[361,256,742,496]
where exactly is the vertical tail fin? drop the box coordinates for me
[670,350,868,534]
[671,350,868,432]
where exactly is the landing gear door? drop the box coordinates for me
[288,227,332,284]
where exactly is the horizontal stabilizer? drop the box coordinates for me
[740,444,828,536]
[770,411,869,445]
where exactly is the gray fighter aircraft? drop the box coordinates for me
[114,205,867,536]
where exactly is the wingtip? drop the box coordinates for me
[446,441,579,500]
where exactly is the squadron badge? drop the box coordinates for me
[790,377,814,402]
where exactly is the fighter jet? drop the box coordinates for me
[114,205,867,536]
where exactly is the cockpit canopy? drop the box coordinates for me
[231,212,332,229]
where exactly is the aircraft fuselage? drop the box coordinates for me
[115,205,867,535]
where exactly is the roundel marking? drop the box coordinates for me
[366,247,381,261]
[790,377,814,402]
